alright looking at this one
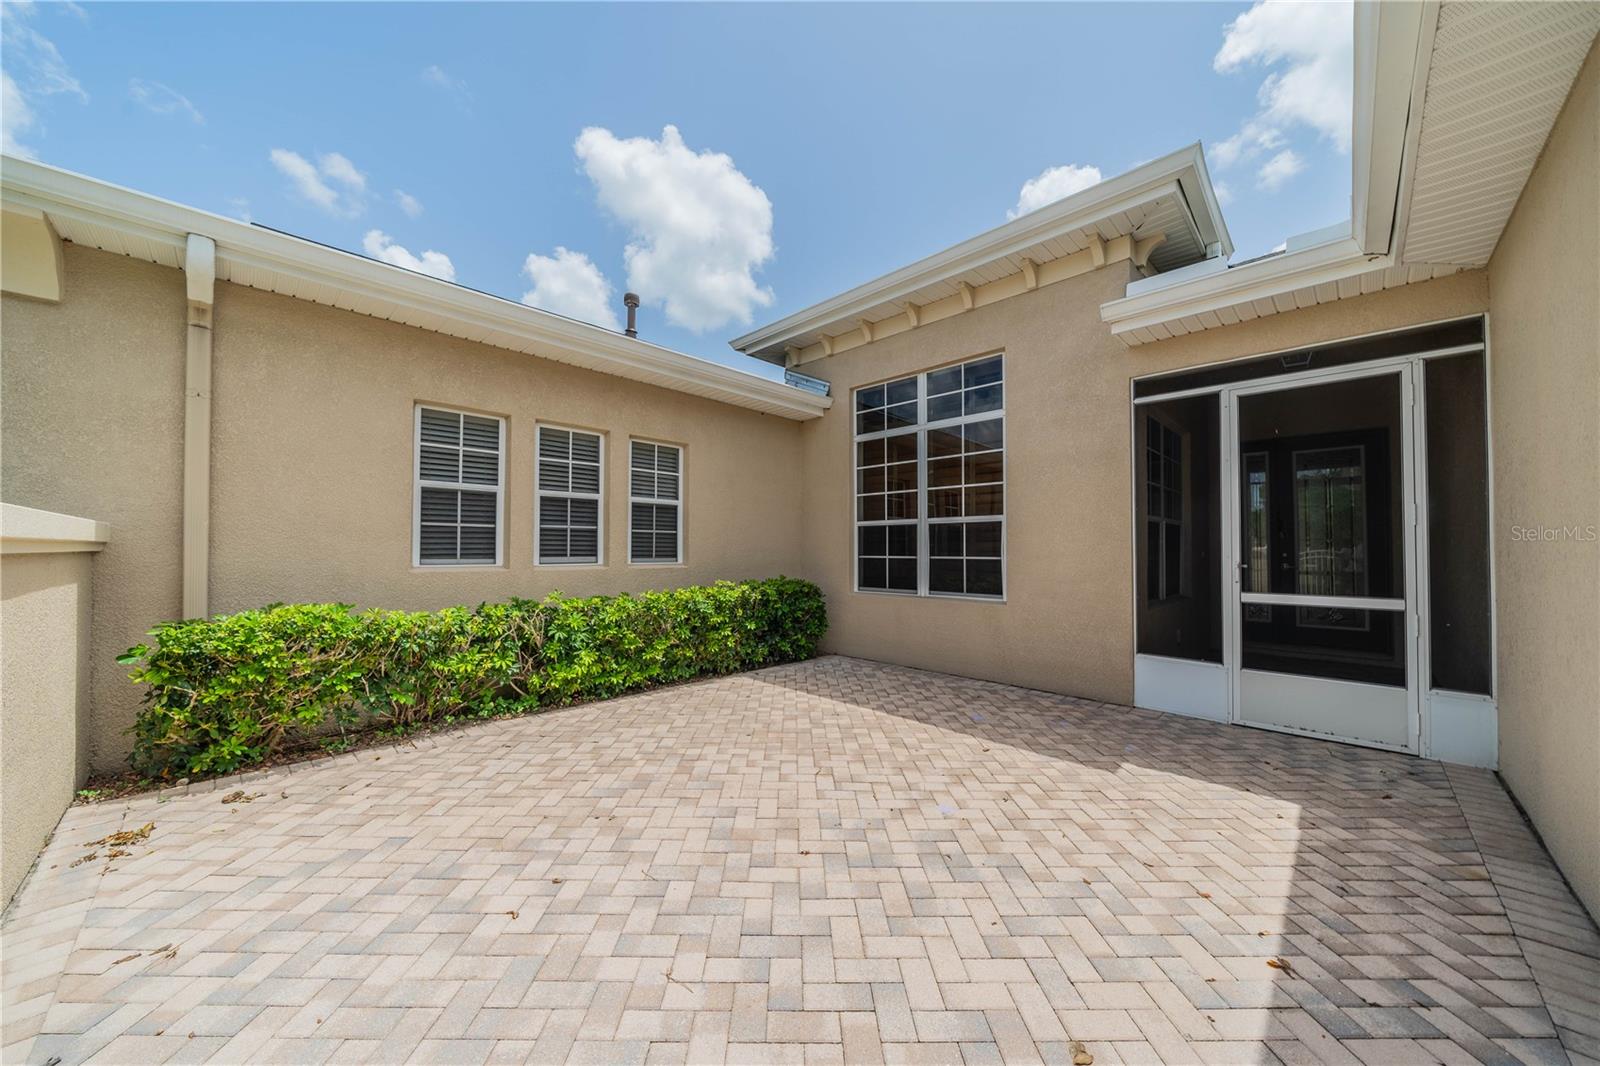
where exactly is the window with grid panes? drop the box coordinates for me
[415,405,503,566]
[629,440,681,563]
[536,426,603,564]
[853,353,1004,598]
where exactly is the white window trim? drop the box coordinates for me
[535,423,606,566]
[412,402,506,568]
[852,355,1007,601]
[628,438,685,566]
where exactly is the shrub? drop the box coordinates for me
[119,577,826,778]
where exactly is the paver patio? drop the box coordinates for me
[3,656,1597,1066]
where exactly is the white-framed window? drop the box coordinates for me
[629,439,682,563]
[536,425,604,565]
[854,353,1005,599]
[1146,414,1183,602]
[414,404,504,566]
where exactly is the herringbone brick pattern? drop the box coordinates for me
[3,656,1595,1065]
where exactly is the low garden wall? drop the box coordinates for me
[1,505,106,907]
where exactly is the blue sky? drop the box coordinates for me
[3,2,1354,376]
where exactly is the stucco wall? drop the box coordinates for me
[3,243,807,769]
[1,551,93,907]
[206,281,804,613]
[802,262,1490,703]
[1,247,186,773]
[1485,42,1600,919]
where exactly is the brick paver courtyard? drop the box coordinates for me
[4,656,1597,1065]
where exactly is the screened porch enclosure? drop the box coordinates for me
[1131,319,1495,761]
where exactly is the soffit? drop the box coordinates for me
[1401,0,1600,265]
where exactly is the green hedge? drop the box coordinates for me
[119,577,826,778]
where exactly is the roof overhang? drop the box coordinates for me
[1102,0,1598,348]
[0,156,830,421]
[731,143,1232,364]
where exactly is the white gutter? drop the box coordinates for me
[730,143,1233,360]
[1099,235,1390,338]
[1101,0,1443,345]
[0,156,829,422]
[1351,0,1438,256]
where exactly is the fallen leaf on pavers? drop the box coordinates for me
[505,911,518,920]
[1198,892,1212,899]
[87,822,154,848]
[221,791,261,804]
[113,953,140,965]
[1267,957,1296,977]
[1070,1040,1094,1065]
[70,852,99,868]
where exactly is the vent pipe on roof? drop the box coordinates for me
[623,292,640,338]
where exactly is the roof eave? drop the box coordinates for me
[0,155,830,421]
[1099,236,1381,337]
[730,142,1231,361]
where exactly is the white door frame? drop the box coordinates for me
[1219,361,1422,753]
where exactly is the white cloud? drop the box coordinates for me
[317,152,366,194]
[2,72,36,157]
[575,125,774,333]
[362,229,456,281]
[1209,0,1351,187]
[228,197,252,223]
[1007,163,1104,219]
[1257,148,1306,191]
[422,64,472,107]
[1213,180,1234,206]
[1,3,86,156]
[1,4,85,102]
[520,247,621,330]
[395,190,424,218]
[269,148,368,216]
[128,78,203,123]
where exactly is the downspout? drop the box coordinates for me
[182,233,215,619]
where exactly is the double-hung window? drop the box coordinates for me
[854,353,1005,598]
[1145,415,1182,601]
[536,426,603,564]
[415,405,504,566]
[629,440,682,563]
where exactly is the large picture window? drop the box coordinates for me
[536,426,603,565]
[629,440,682,563]
[854,354,1004,599]
[415,404,504,566]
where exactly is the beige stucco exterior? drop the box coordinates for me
[797,262,1490,705]
[0,49,1593,919]
[1,549,94,906]
[1,244,806,772]
[205,281,804,616]
[1484,43,1600,919]
[2,249,186,774]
